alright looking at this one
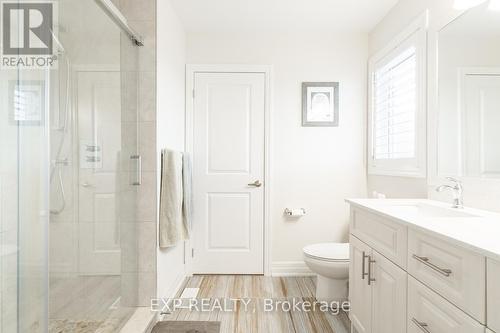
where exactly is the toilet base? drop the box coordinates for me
[315,275,348,304]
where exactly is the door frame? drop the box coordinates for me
[185,64,273,276]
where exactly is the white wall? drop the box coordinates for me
[156,0,187,297]
[370,0,500,212]
[186,32,368,268]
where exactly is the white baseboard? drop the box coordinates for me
[271,261,314,277]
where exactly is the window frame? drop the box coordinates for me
[368,12,428,178]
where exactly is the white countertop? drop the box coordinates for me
[346,199,500,262]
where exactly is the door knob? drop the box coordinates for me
[81,182,93,188]
[248,180,262,188]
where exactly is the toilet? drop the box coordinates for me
[303,242,349,303]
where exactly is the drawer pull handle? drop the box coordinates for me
[412,254,452,277]
[368,255,376,285]
[412,318,431,333]
[362,251,369,280]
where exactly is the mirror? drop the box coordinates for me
[438,2,500,178]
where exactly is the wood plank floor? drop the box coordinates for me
[162,276,350,333]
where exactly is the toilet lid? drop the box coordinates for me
[303,243,349,261]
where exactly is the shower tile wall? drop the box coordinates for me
[120,0,157,306]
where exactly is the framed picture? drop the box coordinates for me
[302,82,339,127]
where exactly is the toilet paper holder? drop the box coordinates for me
[284,208,306,217]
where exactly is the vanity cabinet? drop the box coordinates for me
[408,229,486,323]
[350,236,373,333]
[488,259,500,332]
[348,201,497,333]
[350,208,407,268]
[408,276,485,333]
[349,235,407,333]
[371,250,407,333]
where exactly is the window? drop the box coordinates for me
[368,12,428,177]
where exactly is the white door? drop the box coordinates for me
[191,72,266,274]
[349,235,373,333]
[371,251,407,333]
[462,73,500,177]
[77,71,121,275]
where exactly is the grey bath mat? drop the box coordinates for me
[152,321,221,333]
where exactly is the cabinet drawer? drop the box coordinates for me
[408,276,484,333]
[408,229,486,323]
[350,208,407,268]
[487,259,500,332]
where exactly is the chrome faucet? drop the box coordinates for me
[436,177,464,209]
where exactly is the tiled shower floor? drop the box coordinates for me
[48,276,135,333]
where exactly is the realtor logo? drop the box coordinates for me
[1,0,57,68]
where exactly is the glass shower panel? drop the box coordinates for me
[47,0,140,331]
[16,68,50,332]
[0,0,140,330]
[1,2,50,331]
[0,68,20,333]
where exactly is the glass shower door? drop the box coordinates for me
[0,0,142,331]
[47,0,141,331]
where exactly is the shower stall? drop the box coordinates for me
[0,0,149,331]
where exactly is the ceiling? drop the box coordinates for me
[440,2,500,37]
[169,0,399,34]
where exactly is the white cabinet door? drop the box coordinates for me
[408,276,484,333]
[488,259,500,332]
[350,235,373,333]
[372,251,407,333]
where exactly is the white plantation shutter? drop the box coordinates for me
[368,12,427,177]
[374,46,417,160]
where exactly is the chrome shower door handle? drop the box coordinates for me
[130,155,142,186]
[247,180,262,187]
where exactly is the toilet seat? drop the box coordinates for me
[303,243,349,262]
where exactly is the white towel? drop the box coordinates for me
[159,149,189,248]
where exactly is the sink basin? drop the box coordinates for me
[384,203,479,218]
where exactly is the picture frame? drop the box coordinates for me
[302,82,339,127]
